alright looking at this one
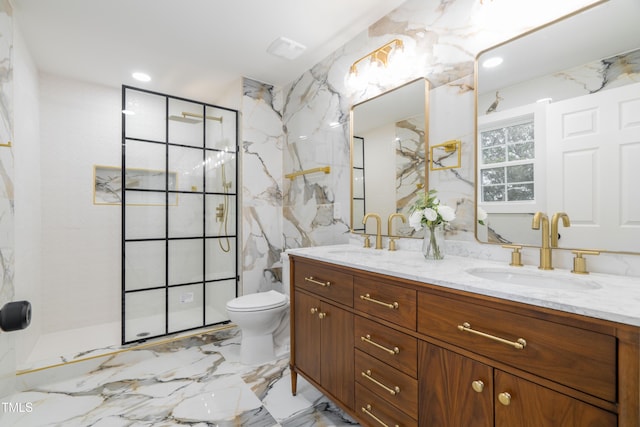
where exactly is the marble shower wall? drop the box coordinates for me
[0,0,14,399]
[279,0,597,251]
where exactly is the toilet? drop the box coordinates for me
[226,290,289,365]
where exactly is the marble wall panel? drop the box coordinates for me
[241,79,285,295]
[278,0,597,253]
[0,0,14,400]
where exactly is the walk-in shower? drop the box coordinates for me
[121,86,239,344]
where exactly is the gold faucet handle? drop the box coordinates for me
[502,244,523,267]
[571,250,600,275]
[388,237,398,251]
[363,235,371,248]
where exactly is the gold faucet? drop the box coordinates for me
[363,213,383,249]
[550,212,571,248]
[387,213,407,251]
[532,212,553,270]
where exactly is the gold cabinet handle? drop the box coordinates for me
[318,312,326,319]
[457,322,527,350]
[362,370,400,395]
[498,392,512,406]
[310,307,318,314]
[361,335,399,355]
[361,404,398,427]
[304,276,331,287]
[360,293,399,309]
[472,380,484,393]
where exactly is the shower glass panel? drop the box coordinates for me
[205,280,237,324]
[124,91,166,142]
[168,284,203,333]
[122,86,238,345]
[124,241,166,291]
[124,289,166,342]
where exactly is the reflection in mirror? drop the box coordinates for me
[476,0,640,254]
[351,78,429,237]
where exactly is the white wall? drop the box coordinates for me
[13,21,42,363]
[39,74,121,334]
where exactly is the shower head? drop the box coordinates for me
[169,111,223,124]
[168,115,201,124]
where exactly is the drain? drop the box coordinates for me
[136,332,150,338]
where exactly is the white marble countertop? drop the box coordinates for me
[286,244,640,327]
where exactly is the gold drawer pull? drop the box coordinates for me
[498,392,512,406]
[362,370,400,395]
[361,404,399,427]
[361,334,400,355]
[360,293,399,309]
[457,322,527,350]
[304,276,330,287]
[472,380,485,393]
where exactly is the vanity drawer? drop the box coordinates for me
[294,259,353,307]
[417,292,616,402]
[355,349,418,419]
[354,278,416,330]
[356,383,417,427]
[355,316,417,377]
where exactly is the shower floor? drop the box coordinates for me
[20,317,230,373]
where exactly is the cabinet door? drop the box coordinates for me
[294,291,321,381]
[494,370,617,427]
[320,300,355,409]
[419,342,493,427]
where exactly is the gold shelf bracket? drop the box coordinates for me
[285,166,330,180]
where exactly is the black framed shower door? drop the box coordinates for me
[121,85,239,344]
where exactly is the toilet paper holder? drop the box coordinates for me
[0,300,31,332]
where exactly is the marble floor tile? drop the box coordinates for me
[5,327,358,426]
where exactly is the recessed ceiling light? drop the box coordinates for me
[267,37,306,60]
[132,72,151,82]
[482,57,503,68]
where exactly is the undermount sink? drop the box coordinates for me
[466,267,601,290]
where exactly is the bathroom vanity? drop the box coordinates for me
[288,245,639,427]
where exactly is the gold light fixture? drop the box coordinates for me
[349,39,404,77]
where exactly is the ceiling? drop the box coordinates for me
[13,0,406,103]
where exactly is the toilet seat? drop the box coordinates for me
[226,290,288,312]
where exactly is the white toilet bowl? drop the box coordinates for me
[226,290,289,365]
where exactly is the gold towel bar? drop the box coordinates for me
[285,166,330,180]
[1,141,11,148]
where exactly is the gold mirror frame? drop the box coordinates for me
[474,0,640,255]
[350,78,430,238]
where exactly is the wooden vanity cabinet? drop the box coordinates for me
[290,258,355,410]
[289,255,640,427]
[420,342,617,427]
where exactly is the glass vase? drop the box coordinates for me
[422,224,445,260]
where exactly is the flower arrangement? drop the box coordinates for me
[408,189,456,231]
[408,189,456,260]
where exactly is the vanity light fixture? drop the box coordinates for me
[349,39,404,78]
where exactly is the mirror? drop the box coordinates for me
[351,78,429,237]
[475,0,640,254]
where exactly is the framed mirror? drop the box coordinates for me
[350,78,429,237]
[475,0,640,254]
